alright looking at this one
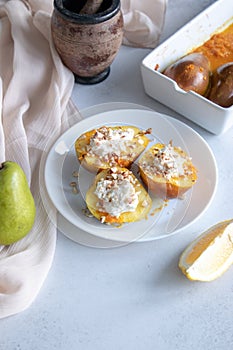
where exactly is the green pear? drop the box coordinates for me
[0,161,36,245]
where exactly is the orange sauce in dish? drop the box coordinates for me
[193,22,233,72]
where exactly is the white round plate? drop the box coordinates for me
[44,108,218,243]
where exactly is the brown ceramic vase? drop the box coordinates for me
[51,0,124,84]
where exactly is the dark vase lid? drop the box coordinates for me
[53,0,121,24]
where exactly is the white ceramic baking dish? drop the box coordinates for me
[141,0,233,134]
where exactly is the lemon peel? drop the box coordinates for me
[178,219,233,282]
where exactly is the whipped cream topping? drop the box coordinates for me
[87,127,135,160]
[94,168,139,218]
[141,143,191,180]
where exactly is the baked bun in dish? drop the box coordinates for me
[75,125,151,173]
[86,167,152,225]
[138,142,197,199]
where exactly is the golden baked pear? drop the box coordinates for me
[163,53,210,96]
[75,125,151,173]
[86,167,152,225]
[138,142,197,199]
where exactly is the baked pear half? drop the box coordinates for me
[86,167,152,225]
[138,142,197,199]
[75,125,151,173]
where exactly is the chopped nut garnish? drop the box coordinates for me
[82,207,94,218]
[70,181,79,194]
[83,126,152,166]
[100,216,106,223]
[94,167,139,218]
[72,187,79,194]
[141,142,193,180]
[72,170,79,177]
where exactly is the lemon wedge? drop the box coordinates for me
[178,220,233,282]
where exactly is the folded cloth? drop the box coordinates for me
[121,0,167,48]
[0,0,81,319]
[0,0,166,319]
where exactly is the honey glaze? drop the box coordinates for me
[193,22,233,72]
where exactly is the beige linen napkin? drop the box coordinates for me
[0,0,166,319]
[121,0,167,48]
[0,0,81,319]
